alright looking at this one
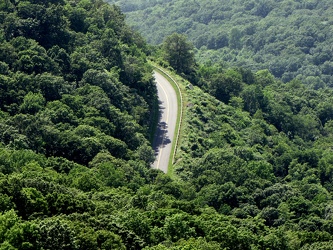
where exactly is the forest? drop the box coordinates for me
[1,0,333,249]
[107,0,333,86]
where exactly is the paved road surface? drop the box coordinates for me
[152,71,178,173]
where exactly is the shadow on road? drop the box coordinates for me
[152,100,171,157]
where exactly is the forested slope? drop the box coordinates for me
[174,67,333,249]
[107,0,333,85]
[0,0,158,248]
[1,0,333,249]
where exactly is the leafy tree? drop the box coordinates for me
[162,33,196,76]
[241,84,268,115]
[229,27,243,49]
[18,187,48,219]
[37,218,78,250]
[163,213,196,242]
[0,210,20,243]
[209,69,244,103]
[19,92,45,114]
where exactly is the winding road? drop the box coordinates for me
[152,71,178,173]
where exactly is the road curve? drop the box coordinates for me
[152,71,178,173]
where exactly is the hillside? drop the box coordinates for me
[1,0,333,249]
[169,64,333,249]
[0,0,158,248]
[107,0,333,86]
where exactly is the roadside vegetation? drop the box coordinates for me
[1,0,333,249]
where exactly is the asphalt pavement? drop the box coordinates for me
[152,71,178,173]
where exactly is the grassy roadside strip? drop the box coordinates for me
[150,63,184,177]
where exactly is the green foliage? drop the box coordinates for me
[19,92,45,114]
[37,218,78,250]
[167,62,333,248]
[162,33,196,77]
[2,0,333,249]
[0,0,161,246]
[111,0,333,85]
[0,0,157,166]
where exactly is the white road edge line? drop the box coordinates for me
[153,67,183,165]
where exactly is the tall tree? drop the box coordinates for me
[162,33,195,76]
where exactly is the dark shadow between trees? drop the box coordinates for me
[152,100,171,157]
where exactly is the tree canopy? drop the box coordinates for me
[108,0,333,85]
[162,33,196,76]
[2,0,333,249]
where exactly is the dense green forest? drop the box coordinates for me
[107,0,333,86]
[1,0,333,249]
